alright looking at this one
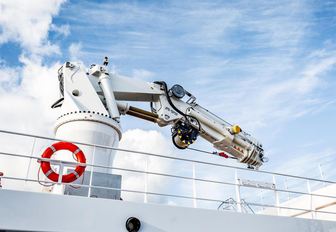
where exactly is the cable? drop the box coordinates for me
[154,81,201,131]
[186,147,238,160]
[51,97,64,108]
[37,167,54,187]
[37,152,85,188]
[154,81,186,116]
[186,147,213,155]
[58,66,64,96]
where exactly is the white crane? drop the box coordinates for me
[51,60,265,171]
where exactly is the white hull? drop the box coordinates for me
[1,189,335,232]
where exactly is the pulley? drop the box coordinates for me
[172,121,199,149]
[170,84,186,99]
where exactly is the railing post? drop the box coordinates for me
[306,180,314,219]
[88,145,96,198]
[235,171,242,213]
[192,162,197,208]
[318,164,326,186]
[25,137,36,182]
[58,162,64,184]
[259,190,265,211]
[144,157,148,204]
[284,178,290,201]
[273,175,280,216]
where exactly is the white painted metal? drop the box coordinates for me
[87,145,96,198]
[1,189,336,232]
[273,175,281,216]
[240,179,275,190]
[56,61,264,169]
[192,162,197,208]
[2,130,336,231]
[2,129,334,186]
[54,62,122,195]
[25,137,36,182]
[235,171,242,213]
[319,164,326,186]
[55,120,120,172]
[285,178,290,201]
[110,74,162,102]
[307,180,314,219]
[98,72,120,120]
[144,157,148,204]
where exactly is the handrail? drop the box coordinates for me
[1,151,336,201]
[2,175,336,216]
[1,129,336,218]
[0,129,335,184]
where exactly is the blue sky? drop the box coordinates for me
[0,0,336,181]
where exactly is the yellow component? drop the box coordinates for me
[232,125,242,134]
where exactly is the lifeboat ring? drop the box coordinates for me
[40,141,86,183]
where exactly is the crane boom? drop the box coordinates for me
[52,61,265,169]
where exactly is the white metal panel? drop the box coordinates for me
[111,75,162,102]
[61,63,109,114]
[0,189,335,232]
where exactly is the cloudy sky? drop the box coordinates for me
[0,0,336,206]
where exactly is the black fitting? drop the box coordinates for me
[172,121,199,149]
[126,217,141,232]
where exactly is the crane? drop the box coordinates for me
[51,60,265,170]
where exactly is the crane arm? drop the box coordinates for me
[53,61,265,169]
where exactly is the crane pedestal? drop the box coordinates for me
[49,114,122,196]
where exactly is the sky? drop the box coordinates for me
[0,0,336,208]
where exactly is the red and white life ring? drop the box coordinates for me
[40,141,86,183]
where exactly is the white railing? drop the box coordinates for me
[0,129,336,221]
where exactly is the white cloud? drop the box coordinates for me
[50,24,70,37]
[0,65,20,92]
[0,0,65,55]
[298,53,336,94]
[0,60,61,135]
[0,0,66,190]
[68,42,83,61]
[114,129,177,202]
[195,47,336,133]
[59,0,335,135]
[0,58,69,191]
[113,129,237,206]
[0,0,66,133]
[131,69,155,81]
